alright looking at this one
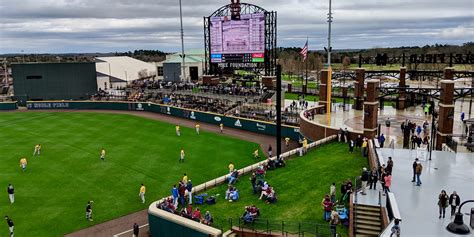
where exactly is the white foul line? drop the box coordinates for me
[113,224,149,237]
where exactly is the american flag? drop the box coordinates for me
[300,40,308,61]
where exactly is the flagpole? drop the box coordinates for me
[305,38,308,96]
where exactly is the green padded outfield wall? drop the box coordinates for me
[26,101,302,141]
[12,62,97,105]
[148,213,210,237]
[0,102,17,110]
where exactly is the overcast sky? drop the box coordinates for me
[0,0,473,54]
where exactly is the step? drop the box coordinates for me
[357,215,381,221]
[355,234,378,237]
[357,223,382,231]
[356,210,381,217]
[355,228,381,235]
[356,205,381,212]
[356,219,381,226]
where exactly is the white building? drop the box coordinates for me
[95,56,157,90]
[154,49,205,82]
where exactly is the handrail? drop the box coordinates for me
[379,193,402,237]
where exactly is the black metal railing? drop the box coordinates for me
[228,217,340,237]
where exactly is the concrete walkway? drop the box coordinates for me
[378,148,474,237]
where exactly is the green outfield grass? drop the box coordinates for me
[195,142,368,237]
[0,112,265,237]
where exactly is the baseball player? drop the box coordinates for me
[179,148,185,163]
[7,184,14,204]
[86,201,93,221]
[19,158,27,172]
[139,184,146,204]
[195,123,200,134]
[219,123,224,133]
[5,216,14,237]
[99,148,106,161]
[33,144,41,156]
[176,125,181,136]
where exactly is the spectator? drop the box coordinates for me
[384,173,392,194]
[132,223,139,237]
[378,134,386,148]
[438,190,449,218]
[186,180,193,204]
[330,210,340,237]
[390,219,401,237]
[228,162,234,173]
[178,181,186,207]
[361,138,368,157]
[321,195,334,221]
[268,145,273,157]
[229,189,239,202]
[369,167,378,190]
[411,158,418,182]
[356,135,362,150]
[250,172,257,194]
[192,208,202,222]
[330,183,336,203]
[228,170,239,185]
[360,168,369,195]
[349,140,354,153]
[171,185,179,206]
[203,211,213,225]
[415,162,423,186]
[449,191,461,217]
[386,157,394,174]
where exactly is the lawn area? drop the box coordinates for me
[0,112,265,237]
[195,142,368,236]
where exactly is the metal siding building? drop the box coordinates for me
[12,62,97,104]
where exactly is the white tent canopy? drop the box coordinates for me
[95,56,157,83]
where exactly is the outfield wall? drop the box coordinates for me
[0,102,18,110]
[25,101,302,141]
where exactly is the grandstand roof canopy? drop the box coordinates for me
[95,56,157,82]
[164,49,205,64]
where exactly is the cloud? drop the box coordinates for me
[0,0,472,53]
[439,25,474,39]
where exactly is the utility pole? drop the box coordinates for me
[179,0,187,82]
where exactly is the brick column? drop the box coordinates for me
[436,80,455,150]
[319,70,329,112]
[397,67,407,110]
[364,79,379,139]
[444,67,455,80]
[354,68,365,110]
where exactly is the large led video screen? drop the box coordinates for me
[210,13,265,63]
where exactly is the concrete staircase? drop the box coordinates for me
[354,204,382,236]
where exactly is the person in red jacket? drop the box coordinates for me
[384,173,392,194]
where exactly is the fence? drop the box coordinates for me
[25,101,302,141]
[0,102,17,110]
[229,218,340,237]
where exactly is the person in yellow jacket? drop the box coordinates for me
[100,148,106,161]
[139,184,146,204]
[228,162,235,173]
[220,123,224,133]
[362,139,368,157]
[285,137,290,148]
[179,148,185,163]
[176,125,181,136]
[253,149,260,159]
[302,138,308,154]
[20,158,27,172]
[33,144,41,156]
[195,123,200,135]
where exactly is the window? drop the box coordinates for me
[157,67,163,76]
[26,75,43,80]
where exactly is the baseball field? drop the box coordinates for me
[0,112,265,236]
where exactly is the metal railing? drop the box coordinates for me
[228,217,339,237]
[379,193,402,237]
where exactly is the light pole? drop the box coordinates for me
[327,0,333,67]
[179,0,187,82]
[446,200,473,234]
